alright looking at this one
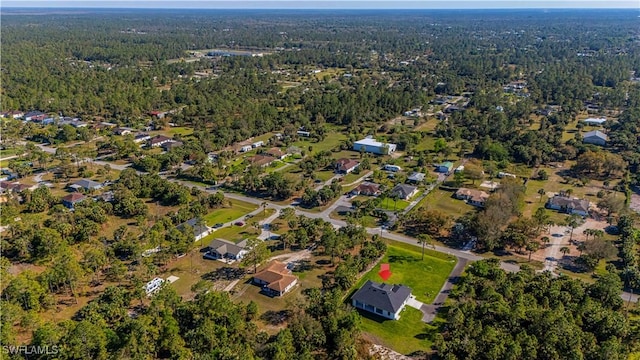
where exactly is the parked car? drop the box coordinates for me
[234,221,245,226]
[213,223,224,228]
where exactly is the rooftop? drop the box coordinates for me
[254,261,298,293]
[351,280,412,314]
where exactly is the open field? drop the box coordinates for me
[202,199,259,226]
[353,244,456,304]
[359,306,436,355]
[414,188,475,218]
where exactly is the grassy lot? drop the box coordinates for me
[376,197,411,212]
[330,212,380,228]
[162,126,194,137]
[414,188,475,219]
[165,251,227,300]
[291,132,347,155]
[353,241,456,354]
[359,306,436,355]
[354,244,456,304]
[414,118,439,132]
[0,147,24,158]
[202,199,259,226]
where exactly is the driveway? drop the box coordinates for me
[421,258,468,322]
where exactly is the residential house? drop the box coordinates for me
[546,195,590,217]
[582,130,608,146]
[351,182,381,196]
[24,111,46,122]
[0,169,18,182]
[62,193,87,209]
[266,148,288,160]
[145,278,165,295]
[0,181,31,194]
[454,165,465,173]
[205,239,249,261]
[161,141,183,151]
[583,118,606,126]
[94,191,114,203]
[113,127,134,136]
[1,111,24,119]
[296,130,311,137]
[247,155,276,168]
[390,184,418,200]
[497,172,517,179]
[353,137,397,155]
[69,179,103,192]
[240,145,253,153]
[253,261,299,297]
[383,164,402,172]
[407,172,426,183]
[351,280,412,320]
[133,133,152,143]
[252,141,264,148]
[178,218,212,241]
[335,159,360,174]
[148,135,173,148]
[435,161,454,173]
[455,188,490,207]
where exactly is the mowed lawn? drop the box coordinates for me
[359,306,439,355]
[352,243,456,355]
[202,199,258,226]
[354,244,456,305]
[413,188,475,219]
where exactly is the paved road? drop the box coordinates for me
[421,258,469,322]
[102,159,640,303]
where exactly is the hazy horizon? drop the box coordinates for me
[3,0,638,9]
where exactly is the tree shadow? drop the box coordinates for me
[260,310,292,325]
[201,267,246,281]
[388,254,419,264]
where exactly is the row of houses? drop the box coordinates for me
[351,182,419,201]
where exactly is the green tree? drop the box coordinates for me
[241,238,270,273]
[417,234,433,260]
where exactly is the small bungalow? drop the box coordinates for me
[145,278,165,295]
[240,145,253,153]
[546,195,590,217]
[435,161,454,173]
[62,193,87,209]
[351,280,412,320]
[0,181,31,194]
[149,135,173,148]
[205,239,249,261]
[24,111,46,122]
[582,130,608,146]
[383,164,402,172]
[253,261,298,297]
[70,178,103,192]
[252,141,264,148]
[296,130,311,137]
[266,148,289,160]
[407,172,426,183]
[351,182,381,196]
[497,172,517,179]
[161,141,183,151]
[454,165,465,173]
[178,218,212,241]
[113,127,134,136]
[133,133,152,143]
[390,184,418,200]
[247,155,276,168]
[455,188,490,207]
[335,159,360,174]
[583,117,606,126]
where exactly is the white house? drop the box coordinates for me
[354,137,397,155]
[240,145,253,152]
[546,195,590,217]
[383,164,402,172]
[252,141,264,148]
[583,117,606,126]
[145,278,165,295]
[351,280,412,320]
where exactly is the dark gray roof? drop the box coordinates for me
[583,130,608,141]
[547,195,590,213]
[208,238,247,256]
[351,280,412,314]
[391,184,417,199]
[73,178,102,189]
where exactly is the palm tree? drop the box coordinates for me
[565,214,582,242]
[417,234,433,260]
[526,241,540,262]
[541,236,550,248]
[537,188,546,203]
[261,201,268,218]
[560,247,570,257]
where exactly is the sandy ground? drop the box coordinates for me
[369,344,413,360]
[529,217,609,266]
[630,187,640,214]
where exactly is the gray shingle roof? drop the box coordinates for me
[73,178,102,189]
[391,184,417,199]
[583,130,608,141]
[207,239,247,257]
[351,280,411,314]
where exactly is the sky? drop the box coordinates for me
[2,0,638,9]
